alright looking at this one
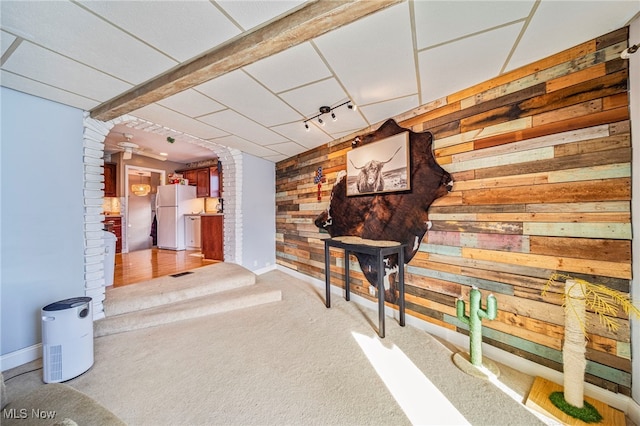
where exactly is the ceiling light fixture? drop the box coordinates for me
[302,100,356,130]
[131,173,151,197]
[621,43,638,59]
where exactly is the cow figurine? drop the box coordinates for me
[315,119,453,303]
[350,145,402,193]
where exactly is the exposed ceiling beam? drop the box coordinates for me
[91,0,403,121]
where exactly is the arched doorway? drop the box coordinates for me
[82,114,243,319]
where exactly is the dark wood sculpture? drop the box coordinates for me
[315,119,452,303]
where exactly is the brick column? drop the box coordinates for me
[82,113,115,320]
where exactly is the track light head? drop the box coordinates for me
[331,112,337,121]
[318,117,324,126]
[304,122,310,132]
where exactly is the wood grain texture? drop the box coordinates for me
[275,27,632,391]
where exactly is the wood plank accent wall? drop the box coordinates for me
[276,28,632,395]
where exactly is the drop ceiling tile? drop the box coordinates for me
[199,109,288,145]
[263,153,288,163]
[212,134,280,158]
[271,121,333,150]
[414,1,533,49]
[0,70,99,111]
[360,95,419,126]
[1,31,16,56]
[158,89,226,118]
[419,22,523,104]
[1,1,176,85]
[244,42,332,94]
[2,41,131,102]
[507,1,640,71]
[314,2,416,106]
[320,110,369,138]
[265,141,306,157]
[79,1,240,63]
[131,104,230,140]
[216,0,305,31]
[196,70,301,127]
[279,78,348,118]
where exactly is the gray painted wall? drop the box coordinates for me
[241,152,275,272]
[1,87,86,355]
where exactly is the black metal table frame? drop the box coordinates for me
[323,238,406,338]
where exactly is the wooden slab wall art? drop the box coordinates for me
[275,27,633,395]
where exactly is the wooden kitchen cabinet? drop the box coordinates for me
[176,164,222,198]
[183,169,197,186]
[104,162,117,197]
[196,168,211,198]
[103,216,122,253]
[201,215,223,261]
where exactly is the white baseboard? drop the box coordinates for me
[0,343,41,372]
[627,398,640,426]
[254,264,277,276]
[276,264,638,422]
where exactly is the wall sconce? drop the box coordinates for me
[303,100,356,131]
[621,43,638,59]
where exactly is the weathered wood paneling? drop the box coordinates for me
[276,28,632,394]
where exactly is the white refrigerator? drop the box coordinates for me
[155,185,201,250]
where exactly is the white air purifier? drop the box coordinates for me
[41,297,94,383]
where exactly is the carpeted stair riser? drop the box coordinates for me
[103,263,257,317]
[95,287,282,337]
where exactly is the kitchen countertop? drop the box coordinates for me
[185,213,223,216]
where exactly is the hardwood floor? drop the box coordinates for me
[113,248,218,287]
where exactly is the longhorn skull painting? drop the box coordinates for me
[315,119,453,303]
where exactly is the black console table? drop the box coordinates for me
[323,236,406,338]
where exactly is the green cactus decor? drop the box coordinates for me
[456,286,497,367]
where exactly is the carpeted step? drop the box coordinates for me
[95,285,282,337]
[103,262,257,317]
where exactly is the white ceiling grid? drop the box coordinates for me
[1,0,638,164]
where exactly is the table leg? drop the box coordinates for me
[399,248,405,327]
[344,249,350,301]
[378,252,385,338]
[324,241,331,308]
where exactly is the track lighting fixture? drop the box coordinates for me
[621,43,638,59]
[302,100,356,130]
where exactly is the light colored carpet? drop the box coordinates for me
[95,262,282,337]
[103,262,257,316]
[5,269,556,426]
